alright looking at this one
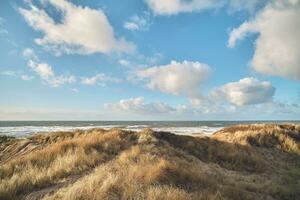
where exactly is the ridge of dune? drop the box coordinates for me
[0,124,300,200]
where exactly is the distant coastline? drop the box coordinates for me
[1,120,300,137]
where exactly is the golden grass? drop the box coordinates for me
[0,129,137,199]
[0,124,300,200]
[213,124,300,154]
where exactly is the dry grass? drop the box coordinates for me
[0,135,14,144]
[0,124,300,200]
[213,124,300,154]
[0,129,138,199]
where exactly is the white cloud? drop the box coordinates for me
[103,94,300,120]
[227,0,267,13]
[81,73,120,86]
[27,60,54,80]
[132,61,276,111]
[119,59,131,67]
[22,48,37,60]
[20,74,34,81]
[228,0,300,80]
[29,60,76,87]
[1,70,34,81]
[124,22,139,31]
[120,53,163,71]
[124,12,151,31]
[46,74,76,87]
[145,0,268,16]
[135,60,211,97]
[20,0,135,55]
[227,21,257,48]
[210,77,275,106]
[71,88,79,93]
[23,48,76,87]
[105,97,176,115]
[145,0,223,15]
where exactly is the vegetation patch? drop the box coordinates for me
[0,124,299,200]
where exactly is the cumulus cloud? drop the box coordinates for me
[228,0,300,80]
[145,0,223,15]
[124,12,151,31]
[135,60,211,97]
[103,94,300,119]
[19,0,135,55]
[28,60,75,86]
[105,97,176,115]
[23,48,76,87]
[210,77,275,106]
[27,60,54,80]
[81,74,120,86]
[132,61,276,110]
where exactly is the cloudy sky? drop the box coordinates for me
[0,0,299,120]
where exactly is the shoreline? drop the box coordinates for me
[1,121,299,138]
[0,126,223,138]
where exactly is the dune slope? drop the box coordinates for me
[0,124,300,200]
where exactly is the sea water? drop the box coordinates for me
[0,121,299,137]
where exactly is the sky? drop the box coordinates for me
[0,0,299,120]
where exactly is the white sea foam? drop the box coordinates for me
[152,126,222,135]
[0,125,222,137]
[0,125,121,137]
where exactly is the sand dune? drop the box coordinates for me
[0,124,300,200]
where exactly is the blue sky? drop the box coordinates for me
[0,0,299,120]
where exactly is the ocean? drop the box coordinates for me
[1,120,299,138]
